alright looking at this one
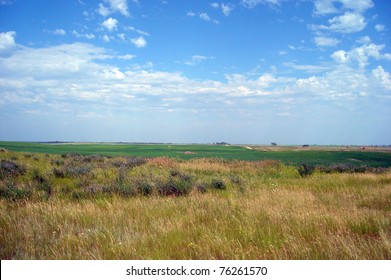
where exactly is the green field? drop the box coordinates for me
[1,141,391,167]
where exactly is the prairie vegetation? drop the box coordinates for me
[0,149,390,259]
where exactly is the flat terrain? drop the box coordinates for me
[0,148,390,259]
[1,142,391,167]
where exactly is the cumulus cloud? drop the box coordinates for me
[106,0,130,17]
[211,3,234,16]
[188,12,219,24]
[102,17,118,31]
[221,3,234,16]
[313,0,374,15]
[331,43,391,68]
[313,0,338,15]
[241,0,281,8]
[283,62,329,73]
[314,12,367,33]
[184,55,208,66]
[72,30,95,39]
[102,34,111,42]
[372,66,391,90]
[200,13,211,21]
[53,29,66,36]
[314,36,340,47]
[329,12,366,33]
[331,50,348,63]
[375,24,385,32]
[0,31,16,51]
[125,26,150,36]
[131,36,147,48]
[98,0,130,17]
[1,37,390,134]
[97,3,111,17]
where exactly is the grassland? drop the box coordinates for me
[1,146,390,260]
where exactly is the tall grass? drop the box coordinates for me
[0,150,390,259]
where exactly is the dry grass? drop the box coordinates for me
[0,151,390,259]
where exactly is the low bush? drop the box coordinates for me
[0,181,31,201]
[298,164,315,177]
[0,160,26,178]
[52,168,65,178]
[210,179,226,190]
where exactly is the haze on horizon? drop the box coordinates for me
[0,0,390,145]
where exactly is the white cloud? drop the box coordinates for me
[356,36,371,44]
[314,36,340,47]
[118,54,135,60]
[198,13,219,24]
[125,26,150,36]
[102,34,111,42]
[313,0,374,15]
[375,24,385,32]
[313,0,338,15]
[0,43,108,80]
[221,3,234,16]
[117,33,126,40]
[131,36,147,48]
[330,50,348,63]
[102,18,118,31]
[72,30,95,39]
[211,3,234,16]
[1,39,390,137]
[99,0,130,17]
[53,29,66,36]
[331,43,391,68]
[106,0,130,17]
[327,12,367,33]
[184,55,208,66]
[97,3,111,17]
[339,0,373,13]
[187,11,196,17]
[283,62,329,73]
[0,31,16,51]
[241,0,281,8]
[85,33,96,39]
[372,66,391,90]
[200,13,211,22]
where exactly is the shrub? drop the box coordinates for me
[53,168,65,178]
[158,175,193,196]
[64,164,91,177]
[84,184,105,196]
[0,160,26,178]
[0,181,31,201]
[124,157,147,168]
[31,169,46,184]
[135,181,153,196]
[195,184,207,193]
[210,179,226,190]
[114,183,135,197]
[37,181,52,198]
[51,159,65,166]
[298,164,315,177]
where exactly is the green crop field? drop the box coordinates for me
[0,141,391,167]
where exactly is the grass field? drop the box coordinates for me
[1,141,391,167]
[1,147,390,259]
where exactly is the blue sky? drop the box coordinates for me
[0,0,390,144]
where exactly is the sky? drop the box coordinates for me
[0,0,390,145]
